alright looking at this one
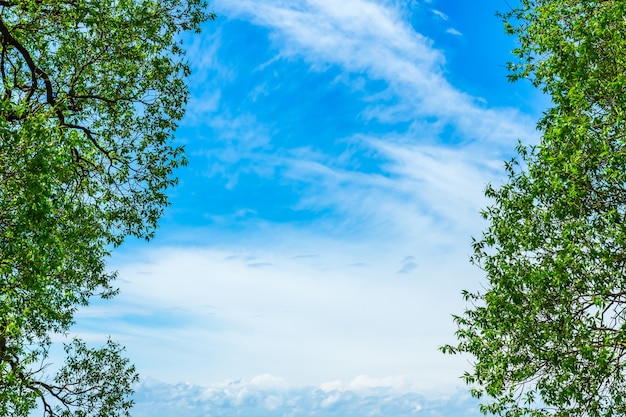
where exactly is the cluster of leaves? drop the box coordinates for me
[443,1,626,416]
[0,0,213,416]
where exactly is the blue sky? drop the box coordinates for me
[68,0,545,413]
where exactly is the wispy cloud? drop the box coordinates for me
[432,9,449,20]
[188,0,536,237]
[212,0,536,145]
[398,256,418,274]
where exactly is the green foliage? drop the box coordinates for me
[0,0,214,416]
[442,1,626,416]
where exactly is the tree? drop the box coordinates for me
[0,1,214,416]
[442,1,626,416]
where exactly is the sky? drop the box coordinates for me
[69,0,546,414]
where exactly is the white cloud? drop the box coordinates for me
[185,0,537,237]
[432,9,448,20]
[131,376,483,417]
[81,226,479,393]
[249,374,289,391]
[212,0,537,148]
[446,28,463,36]
[272,136,502,246]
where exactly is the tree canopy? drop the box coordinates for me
[443,1,626,416]
[0,1,213,416]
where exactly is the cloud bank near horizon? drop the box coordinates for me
[132,375,483,417]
